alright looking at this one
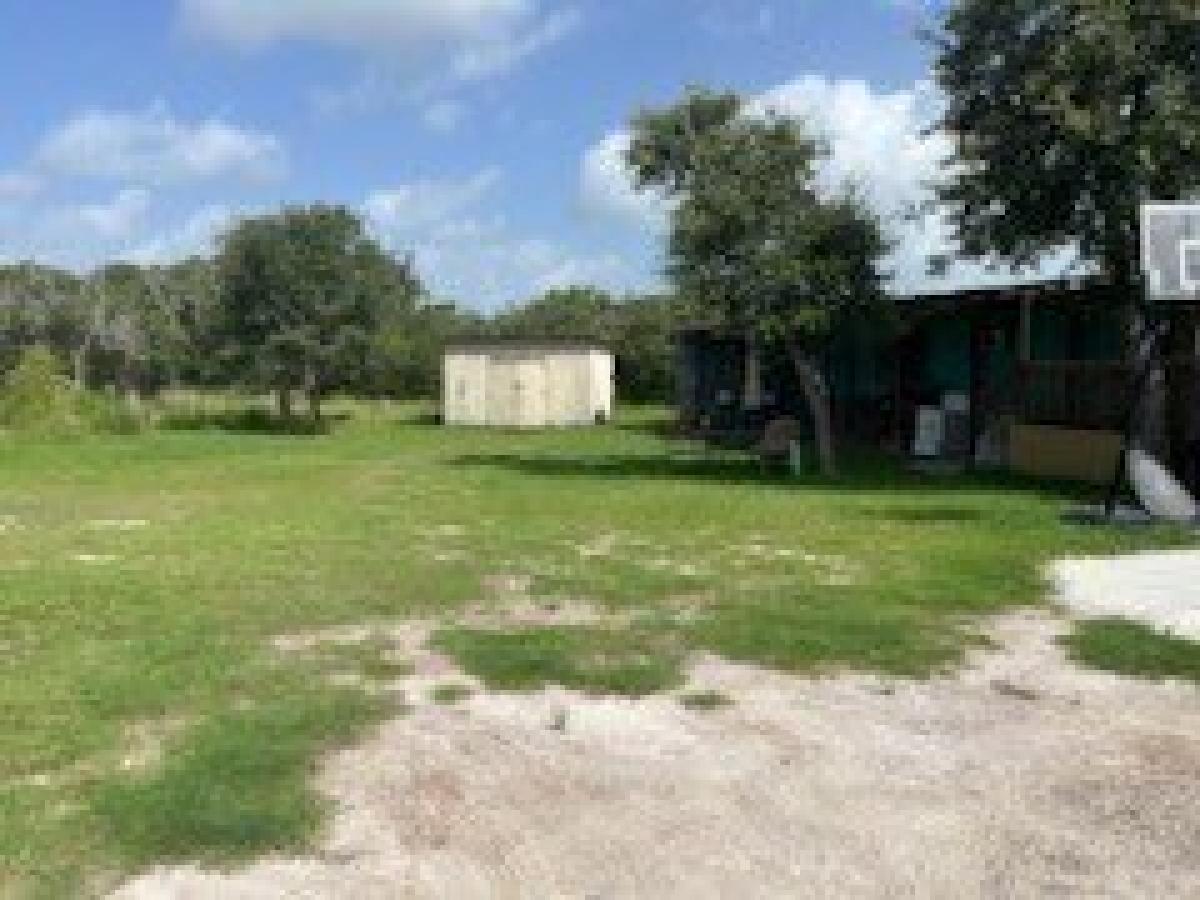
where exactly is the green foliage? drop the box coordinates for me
[0,263,86,375]
[491,286,617,341]
[369,301,483,399]
[1064,618,1200,683]
[74,390,146,436]
[434,627,685,696]
[0,346,79,433]
[932,0,1200,283]
[646,110,888,342]
[215,206,422,418]
[488,288,683,403]
[0,346,144,436]
[628,87,743,193]
[628,88,890,473]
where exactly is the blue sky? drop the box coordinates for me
[0,0,991,310]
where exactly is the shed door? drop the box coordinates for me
[487,357,545,429]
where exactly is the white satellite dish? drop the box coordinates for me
[1141,204,1200,301]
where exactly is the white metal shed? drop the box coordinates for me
[443,341,614,429]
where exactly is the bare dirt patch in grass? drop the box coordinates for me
[113,611,1200,898]
[117,716,192,774]
[458,596,634,632]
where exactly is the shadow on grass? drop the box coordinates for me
[158,409,349,436]
[865,505,991,524]
[446,449,1095,499]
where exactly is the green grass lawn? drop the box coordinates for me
[1065,618,1200,684]
[0,405,1192,896]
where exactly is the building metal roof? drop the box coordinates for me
[443,338,611,354]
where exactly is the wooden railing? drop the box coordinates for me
[1019,361,1130,431]
[1019,358,1198,431]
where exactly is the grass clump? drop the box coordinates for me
[1063,618,1200,684]
[678,690,732,711]
[315,636,411,684]
[89,689,379,866]
[434,627,684,697]
[687,591,963,679]
[430,683,473,706]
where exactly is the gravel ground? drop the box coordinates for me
[112,609,1200,900]
[1055,549,1200,639]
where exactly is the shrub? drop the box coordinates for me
[0,347,80,434]
[0,347,144,436]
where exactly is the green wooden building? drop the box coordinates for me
[677,280,1200,485]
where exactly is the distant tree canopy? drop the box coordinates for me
[628,87,889,474]
[0,263,86,378]
[0,252,679,412]
[0,198,688,414]
[214,205,423,421]
[932,0,1200,288]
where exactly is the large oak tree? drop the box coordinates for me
[932,0,1200,288]
[628,89,889,474]
[215,206,420,422]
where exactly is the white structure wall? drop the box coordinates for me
[443,343,614,429]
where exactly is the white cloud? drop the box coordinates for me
[181,0,533,49]
[699,3,777,37]
[34,108,286,185]
[363,168,631,307]
[0,107,280,271]
[58,188,153,240]
[579,131,672,232]
[748,75,1073,290]
[450,7,580,82]
[128,204,238,264]
[365,168,503,233]
[0,171,42,201]
[583,75,1073,294]
[408,230,625,307]
[421,100,467,134]
[185,0,580,117]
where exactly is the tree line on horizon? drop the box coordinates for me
[0,224,684,422]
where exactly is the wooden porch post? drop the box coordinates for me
[969,315,986,466]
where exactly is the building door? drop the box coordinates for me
[487,356,545,429]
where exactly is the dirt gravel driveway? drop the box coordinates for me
[112,605,1200,900]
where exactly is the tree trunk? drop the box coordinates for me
[308,388,322,425]
[72,344,87,391]
[787,341,837,477]
[304,362,322,425]
[277,387,293,421]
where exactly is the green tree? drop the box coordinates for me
[0,345,77,433]
[610,293,682,404]
[931,0,1200,288]
[88,263,162,400]
[629,89,889,474]
[371,301,480,399]
[490,286,617,342]
[0,264,87,380]
[156,257,222,387]
[215,206,416,422]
